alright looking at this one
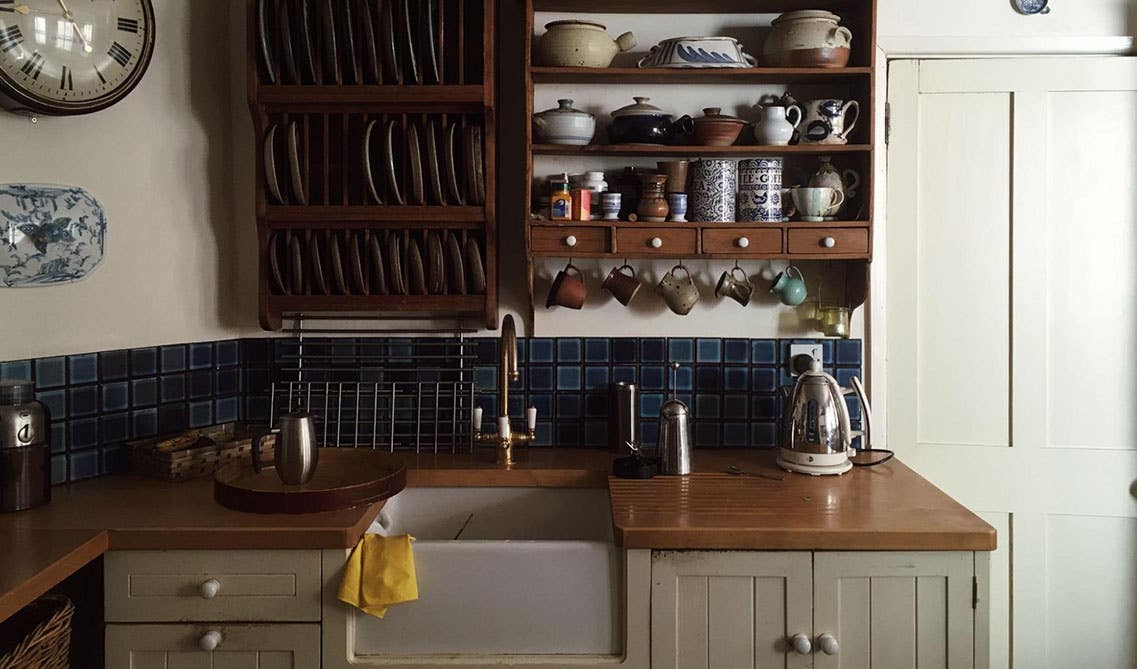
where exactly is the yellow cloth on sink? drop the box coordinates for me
[337,534,418,619]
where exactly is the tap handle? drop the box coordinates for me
[526,406,538,432]
[472,406,483,432]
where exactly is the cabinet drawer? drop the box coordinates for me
[105,550,322,622]
[106,623,320,667]
[615,227,698,256]
[702,228,782,255]
[787,227,870,256]
[532,227,607,254]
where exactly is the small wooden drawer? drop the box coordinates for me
[787,228,870,256]
[531,226,607,254]
[702,228,782,256]
[106,623,320,666]
[615,227,698,256]
[105,550,322,623]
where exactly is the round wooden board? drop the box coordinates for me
[214,448,407,514]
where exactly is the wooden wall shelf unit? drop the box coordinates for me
[248,0,497,331]
[522,0,876,330]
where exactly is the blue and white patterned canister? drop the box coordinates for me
[737,157,783,222]
[690,159,737,222]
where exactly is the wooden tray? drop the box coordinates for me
[214,448,407,514]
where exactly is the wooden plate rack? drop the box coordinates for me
[248,0,497,330]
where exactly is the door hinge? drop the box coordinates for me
[972,576,978,609]
[884,102,891,146]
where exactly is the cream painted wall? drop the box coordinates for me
[0,0,260,361]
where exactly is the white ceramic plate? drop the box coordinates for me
[257,0,276,83]
[385,119,406,205]
[263,125,286,204]
[287,121,306,205]
[363,119,383,204]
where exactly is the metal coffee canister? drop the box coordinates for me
[690,159,737,222]
[737,157,783,222]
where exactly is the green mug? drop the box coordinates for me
[770,266,808,306]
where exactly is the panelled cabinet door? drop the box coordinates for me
[651,550,813,669]
[105,623,321,668]
[812,552,975,669]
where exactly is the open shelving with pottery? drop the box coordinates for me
[247,0,498,330]
[522,0,876,327]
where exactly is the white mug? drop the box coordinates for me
[790,187,845,222]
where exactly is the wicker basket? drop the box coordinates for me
[129,422,275,481]
[0,595,74,669]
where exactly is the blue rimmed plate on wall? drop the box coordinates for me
[1,184,106,287]
[1012,0,1049,14]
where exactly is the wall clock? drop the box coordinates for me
[0,0,155,115]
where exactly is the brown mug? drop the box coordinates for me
[657,264,700,315]
[657,160,689,194]
[546,262,587,309]
[602,264,641,306]
[715,266,753,306]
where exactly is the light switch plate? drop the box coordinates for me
[789,344,823,376]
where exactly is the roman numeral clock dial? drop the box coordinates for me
[0,0,154,114]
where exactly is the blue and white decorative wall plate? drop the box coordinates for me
[0,184,106,288]
[1012,0,1050,15]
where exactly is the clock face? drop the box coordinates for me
[0,0,154,114]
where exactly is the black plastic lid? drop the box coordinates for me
[613,455,658,479]
[0,380,34,406]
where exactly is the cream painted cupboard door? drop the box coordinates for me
[812,552,975,669]
[105,624,320,668]
[886,58,1137,669]
[650,550,812,669]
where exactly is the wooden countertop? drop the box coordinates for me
[608,452,997,551]
[0,447,994,623]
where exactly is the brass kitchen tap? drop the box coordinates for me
[473,315,536,465]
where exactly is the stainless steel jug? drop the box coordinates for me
[657,399,691,475]
[253,411,319,485]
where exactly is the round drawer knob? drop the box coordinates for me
[199,578,221,599]
[821,236,837,248]
[650,237,663,249]
[819,633,840,655]
[790,633,812,655]
[564,235,577,247]
[736,237,750,249]
[199,630,223,652]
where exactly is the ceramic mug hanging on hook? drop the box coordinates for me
[546,260,587,309]
[770,266,808,306]
[658,263,700,315]
[715,264,753,306]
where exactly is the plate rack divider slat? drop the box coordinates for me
[248,0,497,331]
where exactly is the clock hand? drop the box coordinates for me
[13,4,31,14]
[55,0,71,17]
[69,20,93,53]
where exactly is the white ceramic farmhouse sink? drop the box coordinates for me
[353,487,621,656]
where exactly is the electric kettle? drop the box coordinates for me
[777,359,872,476]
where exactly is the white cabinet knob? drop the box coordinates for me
[199,630,223,652]
[821,236,837,248]
[564,235,577,247]
[790,633,812,655]
[736,237,750,248]
[199,578,221,599]
[650,237,663,249]
[819,633,840,655]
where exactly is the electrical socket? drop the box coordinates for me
[789,344,823,376]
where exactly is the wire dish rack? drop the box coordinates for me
[268,316,476,453]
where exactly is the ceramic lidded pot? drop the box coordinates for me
[539,20,636,68]
[690,159,737,222]
[692,107,747,146]
[762,10,852,68]
[608,97,694,145]
[533,99,596,146]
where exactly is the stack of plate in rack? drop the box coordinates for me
[265,229,486,297]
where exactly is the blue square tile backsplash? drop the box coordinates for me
[2,336,861,484]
